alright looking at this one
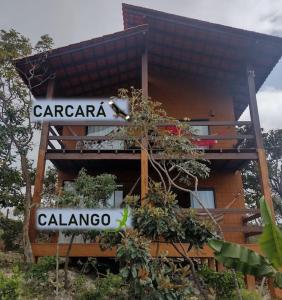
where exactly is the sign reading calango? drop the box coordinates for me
[36,208,132,231]
[31,98,129,122]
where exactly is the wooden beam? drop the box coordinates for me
[29,79,54,242]
[222,225,262,233]
[31,242,261,258]
[141,49,149,200]
[247,66,275,217]
[45,151,258,161]
[245,275,256,291]
[268,278,282,299]
[46,152,141,160]
[48,134,254,141]
[48,120,250,127]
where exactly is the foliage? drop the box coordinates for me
[41,166,58,207]
[0,215,22,250]
[209,198,282,288]
[0,28,53,262]
[25,256,56,282]
[115,230,195,299]
[115,88,210,193]
[76,273,127,300]
[259,197,282,269]
[99,230,122,250]
[199,265,244,299]
[132,182,214,247]
[235,289,262,300]
[58,168,117,208]
[242,129,282,219]
[0,268,22,300]
[0,163,24,210]
[208,239,274,277]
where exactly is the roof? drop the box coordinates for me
[15,25,147,97]
[122,4,282,118]
[15,3,282,119]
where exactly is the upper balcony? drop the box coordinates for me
[46,120,257,172]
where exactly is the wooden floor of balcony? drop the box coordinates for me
[47,148,258,172]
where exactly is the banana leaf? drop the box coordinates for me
[275,272,282,289]
[259,197,282,269]
[208,239,275,277]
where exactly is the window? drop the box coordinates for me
[190,190,215,209]
[63,181,123,208]
[191,125,209,136]
[86,126,124,150]
[106,190,123,208]
[190,125,210,150]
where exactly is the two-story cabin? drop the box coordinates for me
[15,4,282,294]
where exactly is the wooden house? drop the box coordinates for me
[15,4,282,294]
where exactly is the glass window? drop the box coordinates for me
[190,190,215,209]
[191,125,209,136]
[190,125,210,149]
[63,181,123,208]
[106,190,123,208]
[86,126,124,150]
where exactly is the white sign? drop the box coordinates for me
[36,208,132,231]
[31,98,129,122]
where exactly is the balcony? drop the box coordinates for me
[46,120,258,172]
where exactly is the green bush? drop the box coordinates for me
[0,216,22,251]
[0,269,22,300]
[199,265,244,299]
[236,289,262,300]
[25,256,56,282]
[76,273,127,300]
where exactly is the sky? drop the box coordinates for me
[1,0,282,131]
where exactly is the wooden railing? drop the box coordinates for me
[47,120,256,154]
[195,208,262,238]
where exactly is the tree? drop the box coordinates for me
[242,129,282,220]
[97,88,221,299]
[0,163,24,211]
[0,29,53,262]
[54,168,117,289]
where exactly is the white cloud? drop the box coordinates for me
[241,87,282,130]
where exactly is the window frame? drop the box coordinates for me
[190,188,216,209]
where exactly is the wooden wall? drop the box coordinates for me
[56,69,246,244]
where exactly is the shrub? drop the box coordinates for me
[236,289,262,300]
[25,256,56,282]
[0,216,22,251]
[0,268,22,300]
[76,273,127,300]
[199,265,244,299]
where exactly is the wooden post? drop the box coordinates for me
[245,275,256,291]
[141,50,149,201]
[268,278,282,299]
[29,79,54,242]
[246,66,281,298]
[208,258,216,270]
[246,66,275,217]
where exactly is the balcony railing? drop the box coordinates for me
[47,120,256,157]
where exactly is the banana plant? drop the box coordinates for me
[208,197,282,288]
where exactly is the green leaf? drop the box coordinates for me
[274,272,282,288]
[208,239,275,277]
[259,197,282,269]
[259,197,272,225]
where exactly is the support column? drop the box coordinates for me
[141,50,148,201]
[29,79,54,242]
[245,275,256,291]
[246,66,274,217]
